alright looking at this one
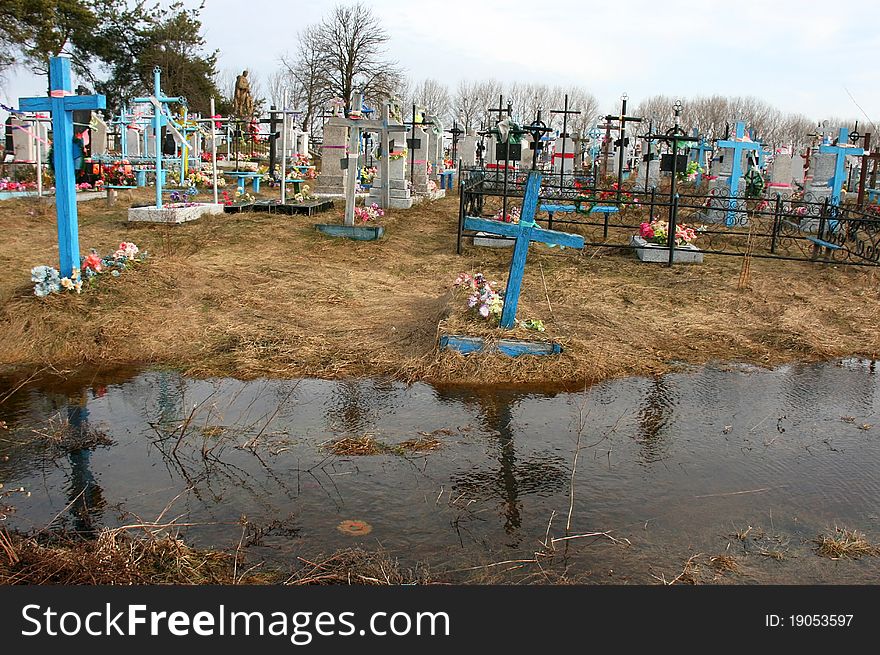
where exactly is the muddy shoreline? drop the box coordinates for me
[1,190,879,387]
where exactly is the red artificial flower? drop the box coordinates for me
[82,251,103,273]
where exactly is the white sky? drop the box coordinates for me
[3,0,878,125]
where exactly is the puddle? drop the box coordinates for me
[2,361,880,583]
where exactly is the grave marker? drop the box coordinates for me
[132,67,184,208]
[462,171,585,329]
[712,120,761,225]
[19,57,106,277]
[817,127,863,206]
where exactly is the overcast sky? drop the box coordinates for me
[3,0,878,125]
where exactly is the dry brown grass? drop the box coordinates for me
[324,432,445,456]
[285,548,433,585]
[324,435,387,456]
[2,188,880,386]
[815,527,880,560]
[398,435,443,452]
[0,526,272,585]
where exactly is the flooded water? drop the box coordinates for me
[2,360,880,584]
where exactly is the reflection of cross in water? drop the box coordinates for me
[635,377,674,465]
[156,371,183,426]
[438,388,567,542]
[327,380,394,434]
[333,381,370,433]
[65,391,106,537]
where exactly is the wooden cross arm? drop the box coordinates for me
[20,95,106,112]
[819,144,864,156]
[464,216,584,249]
[715,139,760,150]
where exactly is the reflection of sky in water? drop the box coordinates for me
[2,360,880,583]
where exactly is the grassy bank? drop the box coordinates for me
[1,189,878,386]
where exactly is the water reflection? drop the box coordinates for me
[3,363,880,584]
[437,387,568,545]
[635,377,675,465]
[326,379,396,434]
[64,392,106,537]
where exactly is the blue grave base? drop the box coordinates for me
[440,335,563,357]
[315,223,384,241]
[0,191,40,201]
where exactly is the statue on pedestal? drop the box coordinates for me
[233,70,254,119]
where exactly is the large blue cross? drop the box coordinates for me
[133,67,183,208]
[819,127,864,207]
[715,120,760,226]
[464,171,584,329]
[20,57,106,278]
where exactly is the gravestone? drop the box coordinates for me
[460,171,585,330]
[410,124,437,197]
[766,147,794,198]
[367,103,412,209]
[11,116,36,162]
[458,129,478,166]
[91,115,109,156]
[519,134,535,169]
[294,129,309,156]
[425,114,444,176]
[551,133,575,175]
[807,150,837,200]
[125,128,142,157]
[315,116,348,195]
[639,155,661,189]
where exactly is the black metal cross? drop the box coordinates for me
[259,105,283,179]
[549,94,581,188]
[447,121,464,162]
[522,107,553,170]
[403,104,434,185]
[603,94,642,197]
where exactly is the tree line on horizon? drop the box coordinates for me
[1,1,862,150]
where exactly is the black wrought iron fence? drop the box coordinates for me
[457,165,880,266]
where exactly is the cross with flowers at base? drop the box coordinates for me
[464,172,584,328]
[20,57,106,278]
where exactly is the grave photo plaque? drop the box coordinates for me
[660,153,688,173]
[496,142,522,161]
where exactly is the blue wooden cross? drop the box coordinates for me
[688,129,713,185]
[20,57,106,278]
[715,120,761,226]
[819,127,864,207]
[464,171,584,329]
[133,67,183,208]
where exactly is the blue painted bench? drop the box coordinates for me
[437,170,455,189]
[540,203,619,227]
[229,171,263,194]
[805,235,841,251]
[867,188,880,203]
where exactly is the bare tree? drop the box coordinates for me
[454,80,482,131]
[411,78,451,125]
[314,2,402,111]
[280,24,329,135]
[266,68,292,108]
[563,87,600,140]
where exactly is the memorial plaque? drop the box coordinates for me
[660,153,688,173]
[496,142,521,161]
